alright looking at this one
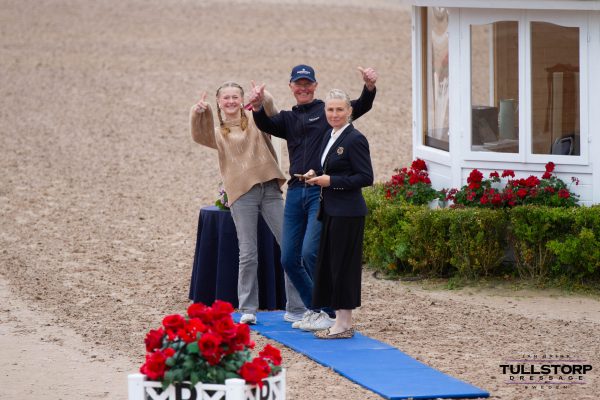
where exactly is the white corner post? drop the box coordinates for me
[128,373,146,400]
[225,378,246,400]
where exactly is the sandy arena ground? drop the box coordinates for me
[1,0,599,399]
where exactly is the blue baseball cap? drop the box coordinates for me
[290,64,316,83]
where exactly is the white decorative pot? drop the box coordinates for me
[128,369,286,400]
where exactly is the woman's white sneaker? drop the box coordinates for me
[299,311,335,331]
[291,310,318,329]
[240,313,257,324]
[284,311,306,322]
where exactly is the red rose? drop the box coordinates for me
[211,300,234,319]
[239,357,271,387]
[233,323,253,349]
[517,188,528,199]
[164,347,176,357]
[162,314,186,333]
[198,332,223,365]
[489,171,500,179]
[542,171,552,179]
[144,328,165,352]
[187,303,209,319]
[178,318,208,343]
[211,315,237,340]
[259,344,282,366]
[140,350,169,381]
[545,162,555,173]
[502,170,515,178]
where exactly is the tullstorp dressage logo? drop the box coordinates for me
[500,354,592,391]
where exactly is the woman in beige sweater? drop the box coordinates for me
[190,81,304,324]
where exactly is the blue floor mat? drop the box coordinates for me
[238,311,489,400]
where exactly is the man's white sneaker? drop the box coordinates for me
[291,310,318,329]
[299,311,335,331]
[284,311,306,322]
[240,313,257,325]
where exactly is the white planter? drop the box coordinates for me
[428,198,448,209]
[128,369,286,400]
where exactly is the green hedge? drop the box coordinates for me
[363,186,600,283]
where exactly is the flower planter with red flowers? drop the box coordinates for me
[128,301,285,400]
[446,161,579,208]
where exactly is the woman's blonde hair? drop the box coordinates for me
[216,81,248,134]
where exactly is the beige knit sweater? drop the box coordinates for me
[190,94,285,206]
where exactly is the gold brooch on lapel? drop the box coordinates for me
[336,147,344,155]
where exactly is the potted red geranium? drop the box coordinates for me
[384,158,443,206]
[447,162,579,208]
[128,300,285,400]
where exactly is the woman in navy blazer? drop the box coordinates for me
[306,89,374,339]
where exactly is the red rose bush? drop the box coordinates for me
[140,300,281,388]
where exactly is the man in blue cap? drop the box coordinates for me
[250,64,377,331]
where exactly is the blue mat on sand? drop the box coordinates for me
[239,311,489,400]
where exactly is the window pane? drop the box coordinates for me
[422,7,449,151]
[471,21,519,153]
[531,22,579,155]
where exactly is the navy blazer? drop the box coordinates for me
[320,124,374,217]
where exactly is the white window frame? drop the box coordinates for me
[412,6,452,167]
[461,9,523,163]
[525,10,589,165]
[460,9,589,165]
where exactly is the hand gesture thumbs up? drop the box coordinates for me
[357,66,378,91]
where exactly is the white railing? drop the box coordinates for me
[128,369,286,400]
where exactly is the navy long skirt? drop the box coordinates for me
[312,213,365,310]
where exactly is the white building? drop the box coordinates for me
[409,0,600,205]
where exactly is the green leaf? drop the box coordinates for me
[225,371,240,380]
[173,369,185,383]
[164,370,175,386]
[187,342,199,354]
[190,371,200,385]
[183,358,195,370]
